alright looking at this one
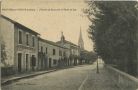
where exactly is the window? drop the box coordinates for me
[59,50,62,56]
[46,47,47,54]
[41,46,43,52]
[32,36,35,47]
[18,30,22,44]
[53,59,57,65]
[53,49,56,55]
[26,34,29,46]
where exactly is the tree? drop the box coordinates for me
[1,43,7,66]
[80,50,97,64]
[86,1,138,76]
[86,51,97,64]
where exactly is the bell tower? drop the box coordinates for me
[78,27,84,50]
[61,31,65,42]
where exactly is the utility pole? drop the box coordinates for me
[96,56,99,74]
[0,0,1,89]
[0,0,1,60]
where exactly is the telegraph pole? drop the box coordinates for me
[0,0,1,89]
[0,0,2,60]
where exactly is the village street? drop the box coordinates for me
[2,62,120,90]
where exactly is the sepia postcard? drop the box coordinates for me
[0,0,138,90]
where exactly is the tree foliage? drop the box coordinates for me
[1,43,7,65]
[86,1,138,75]
[80,51,97,64]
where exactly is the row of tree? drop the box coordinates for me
[80,50,97,64]
[86,1,138,76]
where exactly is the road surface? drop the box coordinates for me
[2,63,120,90]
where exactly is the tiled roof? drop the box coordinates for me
[56,40,79,47]
[39,38,69,49]
[1,15,40,35]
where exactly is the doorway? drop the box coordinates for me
[26,54,29,71]
[18,53,22,72]
[49,58,52,68]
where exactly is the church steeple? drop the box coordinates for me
[78,27,84,50]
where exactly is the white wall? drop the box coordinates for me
[1,17,14,67]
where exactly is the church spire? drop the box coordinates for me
[78,27,84,50]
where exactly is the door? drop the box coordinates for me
[18,53,22,72]
[49,58,52,68]
[26,54,28,71]
[31,55,36,71]
[44,56,48,69]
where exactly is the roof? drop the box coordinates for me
[39,38,69,49]
[1,15,40,35]
[56,40,79,48]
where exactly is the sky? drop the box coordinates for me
[1,0,94,51]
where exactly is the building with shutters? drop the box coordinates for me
[56,32,80,65]
[38,38,70,70]
[1,15,39,74]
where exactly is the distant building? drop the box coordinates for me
[56,32,80,65]
[38,38,70,70]
[1,15,39,73]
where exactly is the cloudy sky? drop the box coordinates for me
[1,0,93,51]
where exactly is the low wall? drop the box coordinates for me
[106,65,138,90]
[1,66,15,77]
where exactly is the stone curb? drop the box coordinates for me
[1,69,57,86]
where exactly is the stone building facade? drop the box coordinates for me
[56,32,80,66]
[1,15,39,73]
[38,38,70,70]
